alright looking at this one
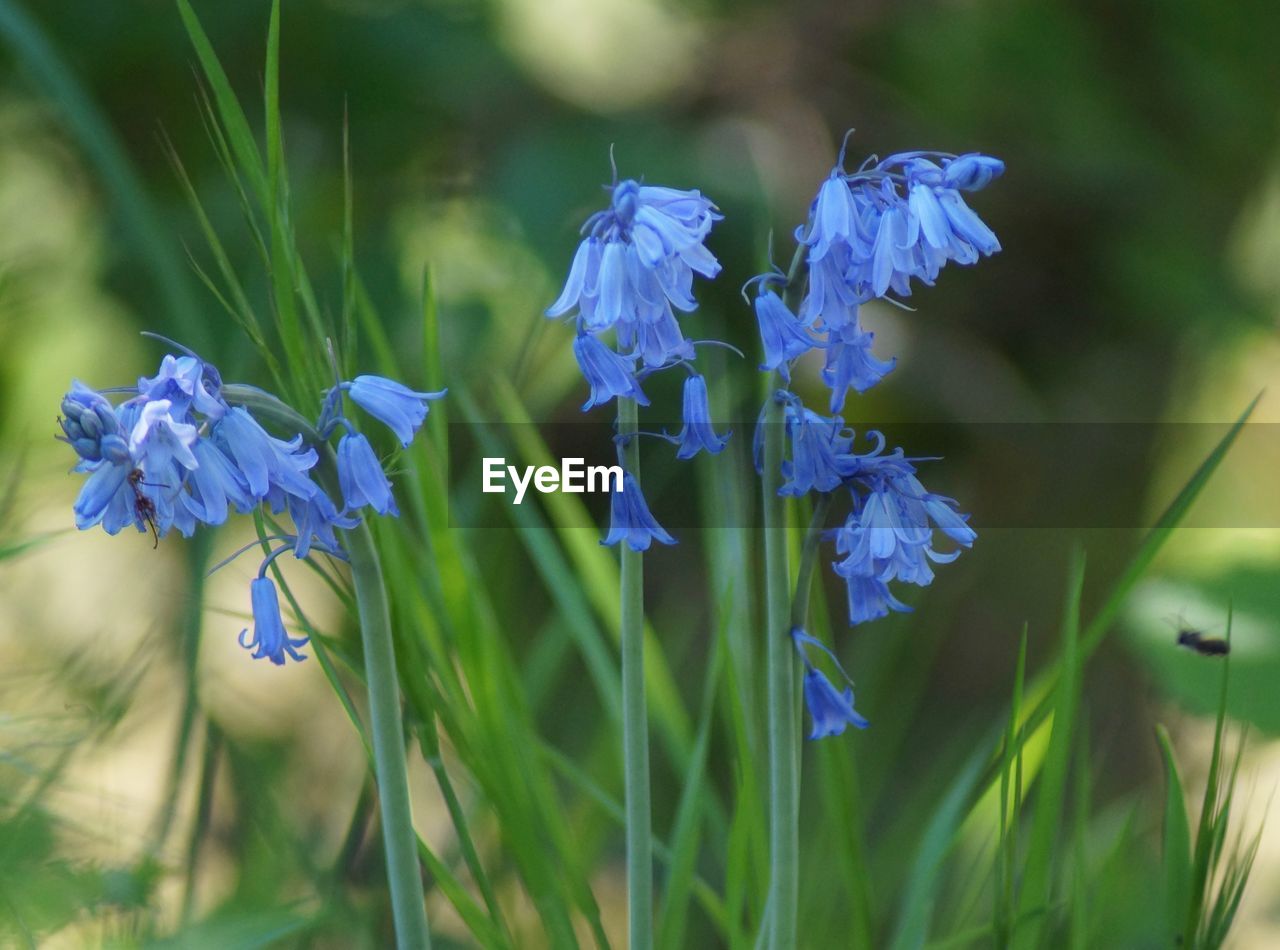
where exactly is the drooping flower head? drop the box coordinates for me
[675,374,730,460]
[547,172,723,401]
[793,628,870,739]
[602,472,676,552]
[60,344,442,664]
[240,575,309,666]
[343,376,446,448]
[746,138,998,738]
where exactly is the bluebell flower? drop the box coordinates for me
[840,152,1003,302]
[833,474,974,587]
[346,375,446,448]
[72,461,135,533]
[943,153,1005,191]
[573,332,650,410]
[754,290,819,381]
[830,467,975,625]
[239,576,308,665]
[799,245,861,331]
[547,175,721,371]
[137,354,224,421]
[802,169,861,261]
[602,472,676,551]
[183,437,254,526]
[784,148,1001,381]
[615,305,694,369]
[802,668,871,738]
[779,401,857,496]
[836,573,913,626]
[675,374,729,459]
[283,486,358,559]
[63,345,444,666]
[822,324,895,413]
[128,400,199,475]
[337,432,399,516]
[792,628,869,738]
[212,407,319,500]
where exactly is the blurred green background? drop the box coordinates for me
[1,0,1279,946]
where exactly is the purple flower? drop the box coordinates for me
[602,472,676,552]
[239,576,308,665]
[675,374,729,459]
[346,375,446,448]
[337,432,399,516]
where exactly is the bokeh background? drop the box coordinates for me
[1,0,1279,946]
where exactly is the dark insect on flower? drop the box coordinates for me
[1176,627,1230,657]
[127,468,161,549]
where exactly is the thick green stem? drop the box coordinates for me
[762,382,796,950]
[764,243,810,949]
[618,395,653,950]
[344,521,432,949]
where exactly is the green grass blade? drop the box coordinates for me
[971,395,1259,839]
[994,627,1028,943]
[1080,395,1260,657]
[887,747,988,950]
[174,0,268,204]
[657,596,726,950]
[1186,604,1233,944]
[1155,724,1192,946]
[1014,547,1085,949]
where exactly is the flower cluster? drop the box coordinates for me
[752,140,1001,738]
[59,348,444,664]
[757,392,977,627]
[547,172,729,550]
[753,149,1002,413]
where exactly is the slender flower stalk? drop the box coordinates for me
[617,395,652,950]
[761,372,798,950]
[345,521,432,950]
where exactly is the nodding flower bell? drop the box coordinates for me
[344,375,446,448]
[59,342,443,664]
[240,575,309,666]
[602,472,676,552]
[675,374,730,460]
[337,432,399,517]
[793,628,870,739]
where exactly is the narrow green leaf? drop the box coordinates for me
[174,0,268,204]
[1155,724,1192,945]
[1081,395,1260,657]
[888,747,988,950]
[1015,547,1085,949]
[995,627,1028,944]
[657,597,727,950]
[1187,604,1233,943]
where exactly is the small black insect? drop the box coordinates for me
[1176,627,1230,657]
[127,468,161,549]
